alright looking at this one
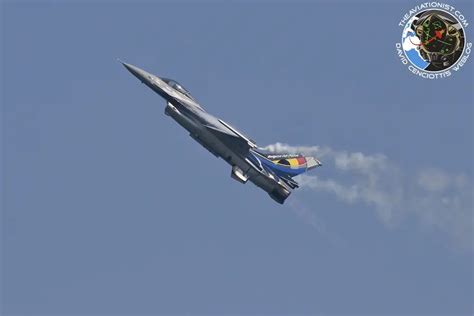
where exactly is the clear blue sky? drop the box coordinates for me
[2,1,473,315]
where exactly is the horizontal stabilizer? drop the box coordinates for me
[280,176,299,189]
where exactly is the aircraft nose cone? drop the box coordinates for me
[121,62,140,76]
[119,60,148,82]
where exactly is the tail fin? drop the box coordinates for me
[252,148,322,178]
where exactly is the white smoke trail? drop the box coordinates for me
[286,198,345,247]
[264,142,473,250]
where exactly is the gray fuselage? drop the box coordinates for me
[121,62,291,202]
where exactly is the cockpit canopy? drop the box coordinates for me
[162,78,195,101]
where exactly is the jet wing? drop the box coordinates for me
[204,124,251,156]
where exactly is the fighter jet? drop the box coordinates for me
[120,61,321,204]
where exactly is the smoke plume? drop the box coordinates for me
[264,143,473,250]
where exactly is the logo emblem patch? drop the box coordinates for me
[396,3,471,79]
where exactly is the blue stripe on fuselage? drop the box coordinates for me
[248,151,306,177]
